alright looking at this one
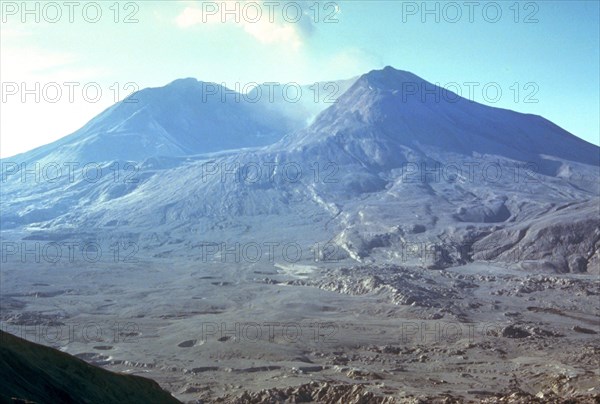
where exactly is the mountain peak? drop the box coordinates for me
[359,66,425,90]
[292,67,599,168]
[165,77,201,88]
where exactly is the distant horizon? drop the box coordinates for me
[2,1,599,156]
[2,64,598,160]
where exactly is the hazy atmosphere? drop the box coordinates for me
[1,1,599,403]
[2,0,599,157]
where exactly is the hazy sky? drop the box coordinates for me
[1,0,599,157]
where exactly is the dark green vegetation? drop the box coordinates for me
[0,331,181,404]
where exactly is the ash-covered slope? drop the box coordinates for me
[0,330,181,403]
[256,67,599,271]
[1,67,598,272]
[6,78,294,164]
[285,66,598,170]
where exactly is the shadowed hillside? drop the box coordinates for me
[0,331,181,404]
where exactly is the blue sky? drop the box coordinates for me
[1,0,598,157]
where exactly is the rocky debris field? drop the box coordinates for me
[2,261,598,403]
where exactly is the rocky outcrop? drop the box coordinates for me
[473,200,600,273]
[215,381,397,404]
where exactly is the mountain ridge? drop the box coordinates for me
[0,330,181,403]
[286,66,599,169]
[1,66,598,273]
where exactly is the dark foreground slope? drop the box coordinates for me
[0,331,181,404]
